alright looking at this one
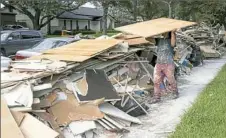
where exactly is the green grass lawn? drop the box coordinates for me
[170,64,226,138]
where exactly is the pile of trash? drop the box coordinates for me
[181,23,226,58]
[1,20,225,138]
[1,34,155,138]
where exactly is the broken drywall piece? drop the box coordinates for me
[69,121,96,135]
[33,112,64,138]
[20,113,59,138]
[49,94,104,126]
[75,76,88,96]
[1,98,25,138]
[99,103,142,124]
[46,91,58,105]
[3,82,33,107]
[32,99,51,109]
[33,88,53,98]
[33,98,40,104]
[33,83,52,91]
[10,111,25,126]
[56,92,68,101]
[76,69,120,102]
[110,116,131,127]
[85,130,94,138]
[63,128,76,138]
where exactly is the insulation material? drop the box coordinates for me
[75,69,120,102]
[115,18,197,38]
[1,98,25,138]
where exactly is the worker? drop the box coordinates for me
[152,29,179,103]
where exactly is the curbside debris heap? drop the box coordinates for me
[1,18,225,138]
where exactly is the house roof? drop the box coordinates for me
[72,7,103,17]
[58,7,104,20]
[58,12,92,20]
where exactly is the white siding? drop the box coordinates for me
[51,19,59,26]
[66,20,71,30]
[78,20,88,30]
[90,20,100,31]
[72,20,77,30]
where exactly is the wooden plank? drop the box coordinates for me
[43,39,122,56]
[28,55,91,62]
[115,18,197,38]
[20,113,59,138]
[1,98,25,138]
[28,39,122,62]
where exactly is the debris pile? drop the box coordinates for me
[1,18,225,138]
[182,23,226,58]
[1,36,155,138]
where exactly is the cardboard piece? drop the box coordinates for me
[75,69,120,102]
[115,18,197,38]
[1,98,25,138]
[20,113,59,138]
[49,94,104,126]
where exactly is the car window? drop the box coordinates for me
[0,32,10,41]
[53,41,67,48]
[21,31,41,39]
[9,32,20,40]
[32,39,67,50]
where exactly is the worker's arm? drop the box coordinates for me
[171,30,176,47]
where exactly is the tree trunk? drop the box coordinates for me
[133,0,137,22]
[102,4,109,35]
[32,19,40,30]
[168,2,172,18]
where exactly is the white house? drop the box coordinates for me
[15,7,115,34]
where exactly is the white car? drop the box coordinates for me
[1,56,12,71]
[15,37,80,60]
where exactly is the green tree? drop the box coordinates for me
[2,0,86,30]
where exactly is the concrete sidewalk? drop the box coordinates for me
[124,57,226,138]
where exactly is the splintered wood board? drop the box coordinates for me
[115,18,197,38]
[44,39,122,56]
[28,39,122,62]
[28,55,91,62]
[1,98,25,138]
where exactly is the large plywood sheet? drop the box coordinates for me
[1,98,25,138]
[115,18,197,38]
[28,39,122,62]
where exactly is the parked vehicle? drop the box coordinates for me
[0,30,43,56]
[3,25,29,30]
[15,37,80,60]
[1,56,12,71]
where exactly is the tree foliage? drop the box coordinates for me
[2,0,86,30]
